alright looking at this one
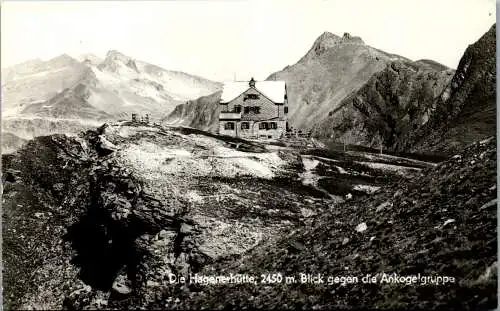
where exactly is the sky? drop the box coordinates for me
[1,0,496,81]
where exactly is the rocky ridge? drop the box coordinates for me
[311,59,454,151]
[408,24,496,154]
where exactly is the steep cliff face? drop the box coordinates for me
[164,91,222,133]
[408,24,496,154]
[312,60,454,150]
[266,32,409,130]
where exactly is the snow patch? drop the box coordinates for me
[353,184,380,194]
[356,161,421,176]
[299,156,320,186]
[186,191,204,204]
[336,165,348,174]
[119,137,283,180]
[355,222,368,233]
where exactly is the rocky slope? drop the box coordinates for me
[408,24,496,155]
[181,136,497,310]
[164,91,222,132]
[312,24,495,156]
[2,122,440,310]
[1,123,327,309]
[266,32,409,130]
[311,59,454,151]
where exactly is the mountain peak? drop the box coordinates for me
[312,31,341,48]
[101,50,139,73]
[104,50,134,64]
[306,31,365,59]
[106,50,128,58]
[55,53,73,60]
[316,31,341,41]
[314,31,365,46]
[341,32,365,44]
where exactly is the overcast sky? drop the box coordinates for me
[1,0,496,81]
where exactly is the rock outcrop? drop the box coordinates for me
[2,123,333,309]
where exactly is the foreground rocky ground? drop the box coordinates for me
[2,123,496,310]
[180,137,497,310]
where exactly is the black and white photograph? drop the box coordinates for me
[1,0,497,309]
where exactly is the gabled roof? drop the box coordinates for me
[220,80,286,104]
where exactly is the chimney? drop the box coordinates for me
[249,77,256,88]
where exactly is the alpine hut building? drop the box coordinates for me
[219,77,288,139]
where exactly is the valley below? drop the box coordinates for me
[2,122,496,310]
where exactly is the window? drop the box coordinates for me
[243,106,261,114]
[224,122,235,130]
[259,122,267,130]
[284,107,288,114]
[269,122,277,129]
[241,122,249,129]
[244,94,260,101]
[234,105,242,113]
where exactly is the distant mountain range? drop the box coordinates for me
[2,51,221,152]
[2,25,495,156]
[2,51,221,119]
[167,25,495,156]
